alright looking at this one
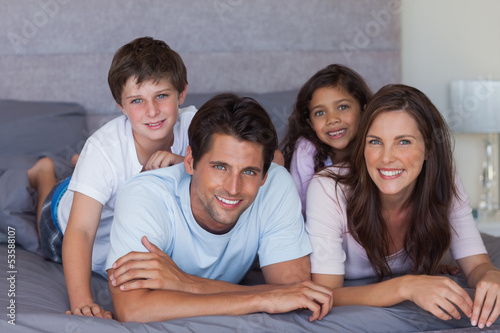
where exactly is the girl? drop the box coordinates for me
[281,64,372,216]
[306,84,500,329]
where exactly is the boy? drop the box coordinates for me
[28,36,195,318]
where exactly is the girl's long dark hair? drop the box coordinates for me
[281,64,372,171]
[329,84,457,280]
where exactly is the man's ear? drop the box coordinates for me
[260,171,268,187]
[184,146,195,175]
[178,84,188,107]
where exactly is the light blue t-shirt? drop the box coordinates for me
[106,163,312,283]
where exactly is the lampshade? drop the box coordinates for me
[449,80,500,133]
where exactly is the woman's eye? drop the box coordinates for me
[399,139,411,145]
[368,139,381,145]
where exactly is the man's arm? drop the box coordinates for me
[108,237,332,322]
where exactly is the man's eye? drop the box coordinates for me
[215,165,225,170]
[243,170,255,176]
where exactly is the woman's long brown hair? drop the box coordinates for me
[327,84,458,280]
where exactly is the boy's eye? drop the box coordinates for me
[157,94,167,99]
[131,98,142,104]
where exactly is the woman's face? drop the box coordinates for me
[364,110,426,203]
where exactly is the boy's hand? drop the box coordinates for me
[144,151,184,171]
[66,302,113,319]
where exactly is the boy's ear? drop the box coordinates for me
[178,84,188,107]
[184,146,195,175]
[116,102,127,116]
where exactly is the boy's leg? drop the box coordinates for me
[27,157,57,236]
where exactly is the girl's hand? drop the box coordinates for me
[402,275,473,321]
[471,269,500,329]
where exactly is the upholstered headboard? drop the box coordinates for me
[0,0,400,122]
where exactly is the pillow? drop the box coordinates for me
[0,99,87,160]
[0,99,87,254]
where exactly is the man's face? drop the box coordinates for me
[185,133,268,234]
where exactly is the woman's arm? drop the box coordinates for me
[457,254,500,328]
[312,273,473,321]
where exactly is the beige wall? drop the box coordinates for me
[401,0,500,209]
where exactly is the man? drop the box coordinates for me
[106,93,333,322]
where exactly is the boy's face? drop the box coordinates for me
[118,77,187,150]
[184,133,268,234]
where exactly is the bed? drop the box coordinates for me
[1,1,500,332]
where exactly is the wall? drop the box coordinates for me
[401,0,500,209]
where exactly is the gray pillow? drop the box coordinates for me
[0,99,87,254]
[0,99,87,159]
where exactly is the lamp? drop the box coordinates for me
[449,80,500,216]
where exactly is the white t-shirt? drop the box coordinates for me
[106,163,312,283]
[57,106,196,276]
[306,167,487,280]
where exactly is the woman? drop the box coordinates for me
[306,84,500,329]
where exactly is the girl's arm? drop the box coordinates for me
[62,192,112,319]
[312,273,473,321]
[457,254,500,328]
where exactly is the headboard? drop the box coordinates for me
[0,0,400,120]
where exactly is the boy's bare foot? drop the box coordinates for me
[70,154,80,167]
[27,157,57,235]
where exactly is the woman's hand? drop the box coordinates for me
[470,269,500,328]
[402,275,473,321]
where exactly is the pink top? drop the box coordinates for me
[289,137,332,217]
[306,167,487,280]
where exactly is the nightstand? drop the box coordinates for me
[476,211,500,237]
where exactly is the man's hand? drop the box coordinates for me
[109,236,200,293]
[66,302,113,319]
[143,151,184,171]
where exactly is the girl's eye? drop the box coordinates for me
[314,110,325,117]
[339,105,349,111]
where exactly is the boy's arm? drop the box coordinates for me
[62,192,112,319]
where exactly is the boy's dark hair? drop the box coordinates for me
[188,93,277,174]
[108,36,187,106]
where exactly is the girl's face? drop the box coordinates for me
[308,86,362,159]
[364,110,426,203]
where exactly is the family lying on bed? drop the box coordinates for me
[22,36,500,329]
